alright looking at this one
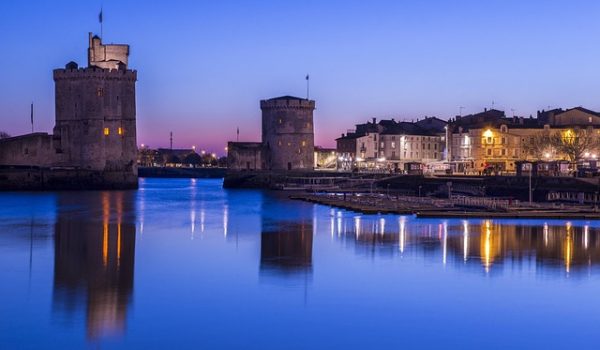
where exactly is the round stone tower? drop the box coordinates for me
[261,96,315,171]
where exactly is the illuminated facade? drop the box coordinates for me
[336,117,447,171]
[449,108,600,173]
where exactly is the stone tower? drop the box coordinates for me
[52,33,138,187]
[261,96,315,171]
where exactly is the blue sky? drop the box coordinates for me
[0,0,599,153]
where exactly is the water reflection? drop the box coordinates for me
[260,222,313,272]
[260,196,314,276]
[53,191,136,340]
[338,217,600,275]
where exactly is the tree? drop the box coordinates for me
[550,128,599,168]
[522,131,553,160]
[183,152,203,167]
[0,131,10,139]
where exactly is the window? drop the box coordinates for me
[501,149,506,156]
[501,137,506,144]
[118,127,123,135]
[380,141,384,148]
[487,149,492,156]
[278,140,282,146]
[104,127,109,136]
[278,118,283,124]
[97,87,104,97]
[391,141,396,149]
[301,140,306,147]
[487,137,492,144]
[392,151,396,158]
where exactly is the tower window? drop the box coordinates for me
[97,88,104,97]
[118,127,123,135]
[278,118,283,124]
[104,128,110,136]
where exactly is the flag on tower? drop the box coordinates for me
[99,9,103,23]
[306,74,309,80]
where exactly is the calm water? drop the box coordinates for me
[1,179,600,349]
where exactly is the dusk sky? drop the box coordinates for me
[1,0,599,154]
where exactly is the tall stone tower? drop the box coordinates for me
[261,96,315,171]
[52,33,138,187]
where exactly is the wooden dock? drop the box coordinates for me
[289,192,600,219]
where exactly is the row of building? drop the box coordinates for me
[336,107,600,174]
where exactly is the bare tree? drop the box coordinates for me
[0,131,10,139]
[522,131,553,160]
[550,128,599,169]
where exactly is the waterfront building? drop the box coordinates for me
[336,117,447,172]
[228,96,316,171]
[448,107,600,174]
[0,33,138,189]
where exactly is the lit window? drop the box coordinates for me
[118,127,123,135]
[97,88,104,97]
[302,140,306,147]
[104,128,110,136]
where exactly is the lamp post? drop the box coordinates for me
[529,164,532,204]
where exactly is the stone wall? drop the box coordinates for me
[227,142,264,170]
[0,133,61,167]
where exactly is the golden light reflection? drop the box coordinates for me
[483,129,493,138]
[565,222,573,273]
[482,220,493,272]
[103,223,108,266]
[102,192,110,267]
[117,223,122,266]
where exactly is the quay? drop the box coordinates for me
[289,192,600,219]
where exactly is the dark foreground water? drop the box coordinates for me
[1,179,600,349]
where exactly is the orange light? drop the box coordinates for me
[118,127,123,135]
[104,127,110,136]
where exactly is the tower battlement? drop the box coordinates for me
[260,96,315,110]
[53,66,137,81]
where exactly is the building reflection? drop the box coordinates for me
[53,191,135,340]
[260,221,313,274]
[340,217,600,275]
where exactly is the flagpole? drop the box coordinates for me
[30,102,33,133]
[100,6,103,39]
[306,74,310,100]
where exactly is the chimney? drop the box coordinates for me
[372,117,376,124]
[484,108,487,112]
